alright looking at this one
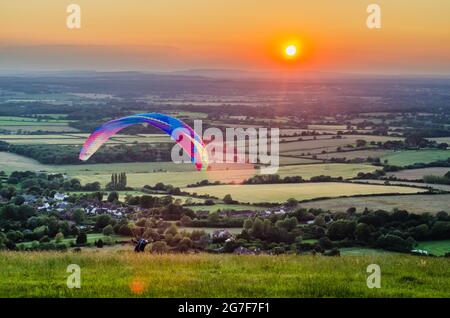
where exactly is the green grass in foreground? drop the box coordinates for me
[0,252,449,297]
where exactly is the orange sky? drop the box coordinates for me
[1,0,449,74]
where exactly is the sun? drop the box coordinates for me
[285,44,297,57]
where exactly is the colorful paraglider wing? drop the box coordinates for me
[79,113,208,171]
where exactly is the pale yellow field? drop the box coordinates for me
[74,163,377,188]
[182,182,423,203]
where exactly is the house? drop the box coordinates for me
[54,193,68,201]
[212,229,233,241]
[37,203,51,211]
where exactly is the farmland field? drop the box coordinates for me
[387,167,450,180]
[182,182,423,204]
[0,252,449,297]
[0,133,172,145]
[300,193,450,214]
[74,163,378,188]
[382,150,450,166]
[317,149,392,160]
[416,240,450,256]
[0,152,378,187]
[279,135,402,155]
[350,179,450,192]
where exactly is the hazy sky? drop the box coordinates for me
[1,0,449,75]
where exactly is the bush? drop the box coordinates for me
[102,225,114,236]
[39,235,50,243]
[55,232,64,243]
[376,234,414,252]
[327,220,356,241]
[151,241,169,254]
[76,232,87,245]
[96,239,104,248]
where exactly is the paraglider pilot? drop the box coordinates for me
[133,238,149,252]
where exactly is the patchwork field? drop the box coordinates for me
[350,179,450,192]
[0,133,172,145]
[0,152,378,188]
[0,116,78,132]
[382,150,450,166]
[0,252,449,297]
[317,149,392,160]
[387,167,450,180]
[182,183,423,204]
[280,135,401,155]
[300,193,450,214]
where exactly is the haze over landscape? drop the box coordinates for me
[0,0,449,299]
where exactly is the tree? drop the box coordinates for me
[243,219,253,230]
[376,234,414,252]
[180,215,192,226]
[72,209,85,224]
[107,191,119,203]
[13,196,25,206]
[286,198,298,207]
[327,220,356,241]
[251,218,265,239]
[96,239,104,248]
[409,224,429,240]
[177,237,192,252]
[223,194,234,204]
[95,214,112,230]
[55,232,64,243]
[39,235,50,243]
[430,221,450,239]
[151,241,169,254]
[355,223,372,242]
[102,224,114,236]
[76,232,87,245]
[356,139,367,148]
[165,224,178,236]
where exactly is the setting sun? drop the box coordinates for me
[285,45,297,57]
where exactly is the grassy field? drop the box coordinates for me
[387,167,450,180]
[0,133,171,145]
[300,194,450,214]
[317,149,392,160]
[280,135,402,156]
[382,150,450,166]
[416,240,450,256]
[0,152,377,187]
[0,252,448,297]
[339,247,398,256]
[183,183,422,204]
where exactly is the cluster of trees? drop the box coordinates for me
[7,143,173,165]
[1,171,100,196]
[423,171,450,185]
[128,219,210,253]
[106,173,128,190]
[142,183,184,195]
[243,174,343,185]
[229,208,450,255]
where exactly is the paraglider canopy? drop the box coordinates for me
[79,113,208,171]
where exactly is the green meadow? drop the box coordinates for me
[0,252,448,297]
